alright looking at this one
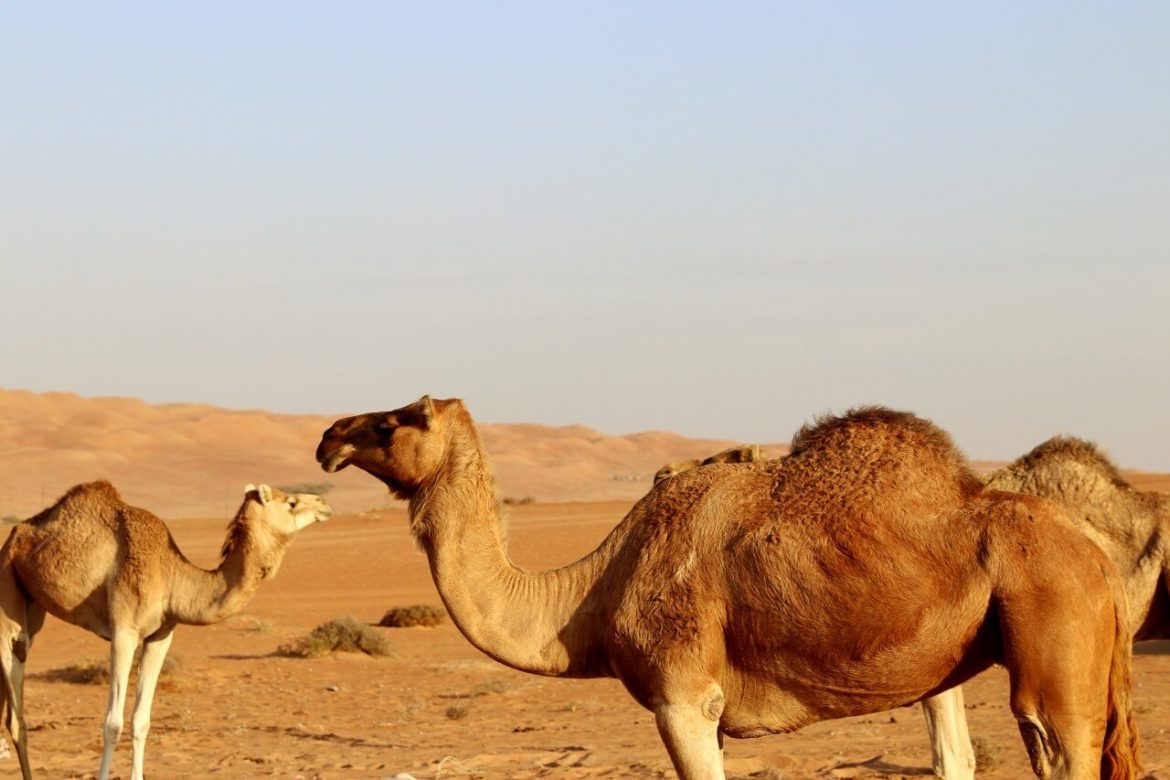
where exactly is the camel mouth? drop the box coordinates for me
[319,443,355,474]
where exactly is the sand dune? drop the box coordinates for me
[0,388,784,519]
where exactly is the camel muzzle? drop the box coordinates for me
[317,442,355,474]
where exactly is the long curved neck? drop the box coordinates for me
[412,424,613,678]
[168,511,289,625]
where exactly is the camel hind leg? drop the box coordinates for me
[996,572,1117,778]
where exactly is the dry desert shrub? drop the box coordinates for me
[971,736,1002,772]
[445,703,470,720]
[278,615,392,659]
[275,481,334,496]
[379,604,447,628]
[502,496,534,505]
[235,615,275,633]
[42,654,182,685]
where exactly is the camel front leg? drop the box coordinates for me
[0,622,32,780]
[0,565,33,780]
[653,684,725,780]
[99,630,139,780]
[130,628,174,780]
[920,687,976,779]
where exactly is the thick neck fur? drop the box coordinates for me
[410,415,610,677]
[168,503,290,625]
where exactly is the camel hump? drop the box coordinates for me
[787,406,982,499]
[986,437,1139,511]
[1012,436,1129,487]
[26,480,124,526]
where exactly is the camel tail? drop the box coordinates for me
[1101,572,1140,780]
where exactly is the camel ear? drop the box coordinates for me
[257,484,273,505]
[419,395,436,427]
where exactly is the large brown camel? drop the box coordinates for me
[316,396,1138,779]
[923,437,1166,778]
[0,480,332,780]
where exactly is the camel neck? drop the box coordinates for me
[412,427,612,678]
[168,515,273,625]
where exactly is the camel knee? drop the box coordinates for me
[1017,715,1054,778]
[131,710,151,742]
[104,712,124,745]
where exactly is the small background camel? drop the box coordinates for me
[0,480,331,780]
[316,396,1137,779]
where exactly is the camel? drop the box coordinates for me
[922,436,1166,778]
[316,396,1138,779]
[0,480,331,780]
[653,444,766,485]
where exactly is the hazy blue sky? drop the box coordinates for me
[3,3,1168,467]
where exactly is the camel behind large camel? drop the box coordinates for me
[921,436,1164,778]
[316,396,1138,779]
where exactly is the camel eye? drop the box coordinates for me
[377,421,396,435]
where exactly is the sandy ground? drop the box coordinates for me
[4,500,1169,780]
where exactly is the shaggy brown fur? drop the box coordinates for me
[318,397,1137,780]
[0,481,331,780]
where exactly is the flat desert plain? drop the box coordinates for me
[2,499,1170,780]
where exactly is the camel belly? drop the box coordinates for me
[718,589,995,736]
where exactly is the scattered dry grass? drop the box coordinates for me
[502,496,534,505]
[235,615,275,633]
[278,616,392,659]
[379,604,447,628]
[971,736,1002,772]
[445,704,470,720]
[42,653,183,686]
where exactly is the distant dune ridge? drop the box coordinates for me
[0,388,785,518]
[5,388,1164,521]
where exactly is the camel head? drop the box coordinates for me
[316,395,460,500]
[243,483,333,534]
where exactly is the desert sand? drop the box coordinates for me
[5,501,1170,780]
[3,388,1169,779]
